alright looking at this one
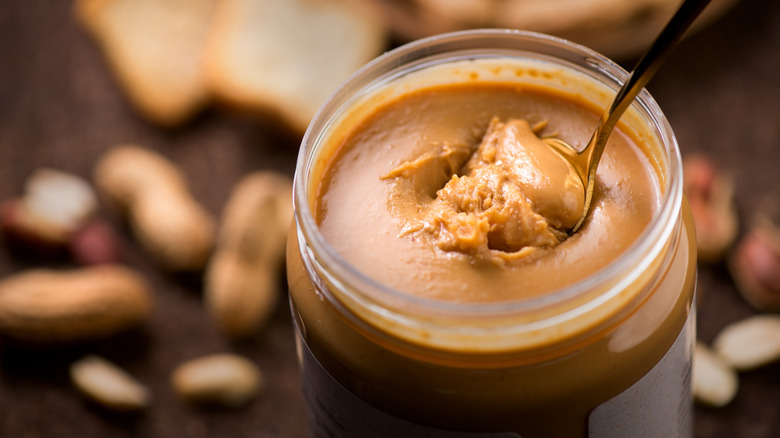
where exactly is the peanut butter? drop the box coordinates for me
[382,117,583,264]
[315,83,657,302]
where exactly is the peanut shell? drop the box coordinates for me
[205,171,292,338]
[0,265,152,343]
[94,145,215,271]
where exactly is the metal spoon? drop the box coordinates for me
[544,0,712,233]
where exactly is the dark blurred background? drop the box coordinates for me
[0,0,778,437]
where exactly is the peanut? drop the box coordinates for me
[94,145,215,271]
[205,171,292,338]
[1,199,66,258]
[728,218,780,312]
[692,341,739,408]
[70,355,150,412]
[0,265,152,343]
[1,169,98,256]
[682,154,738,263]
[70,219,123,265]
[171,353,262,408]
[712,314,780,371]
[25,169,98,232]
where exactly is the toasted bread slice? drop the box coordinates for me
[206,0,386,134]
[76,0,216,126]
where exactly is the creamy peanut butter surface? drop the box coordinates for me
[315,83,659,303]
[382,117,584,264]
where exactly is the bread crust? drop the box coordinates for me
[205,0,387,134]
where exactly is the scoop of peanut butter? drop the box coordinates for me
[383,118,585,264]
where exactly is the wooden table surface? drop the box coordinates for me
[1,1,778,437]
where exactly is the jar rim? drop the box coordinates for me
[294,29,683,321]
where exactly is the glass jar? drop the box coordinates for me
[287,29,696,438]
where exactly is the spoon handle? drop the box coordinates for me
[601,0,712,136]
[573,0,712,232]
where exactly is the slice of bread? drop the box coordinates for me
[364,0,737,60]
[76,0,216,126]
[205,0,386,134]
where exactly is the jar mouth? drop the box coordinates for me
[294,29,682,320]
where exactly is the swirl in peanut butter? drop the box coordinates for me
[382,117,584,264]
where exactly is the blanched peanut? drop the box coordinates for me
[692,341,739,408]
[171,353,262,408]
[70,355,150,412]
[713,314,780,371]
